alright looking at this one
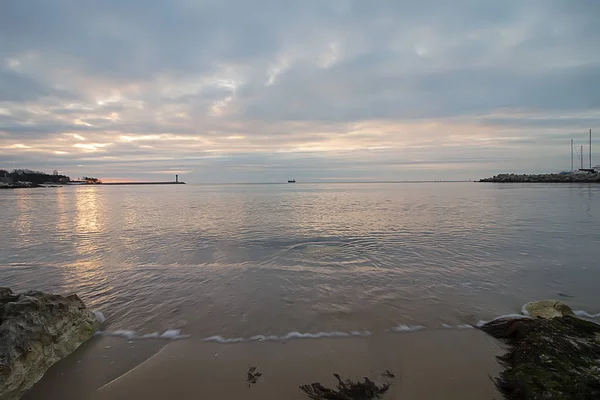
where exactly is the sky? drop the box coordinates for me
[1,0,599,183]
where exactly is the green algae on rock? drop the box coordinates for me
[480,315,600,400]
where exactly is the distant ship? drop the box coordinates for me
[287,179,296,183]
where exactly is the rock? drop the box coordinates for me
[480,315,600,399]
[522,300,574,319]
[0,288,14,300]
[0,287,100,400]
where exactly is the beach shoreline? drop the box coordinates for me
[24,329,503,400]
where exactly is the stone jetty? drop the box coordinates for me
[480,173,600,183]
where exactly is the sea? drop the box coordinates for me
[1,182,599,341]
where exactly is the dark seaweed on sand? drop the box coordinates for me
[247,366,262,386]
[300,373,390,399]
[480,316,600,400]
[381,370,395,379]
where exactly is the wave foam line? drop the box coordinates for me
[440,323,475,329]
[95,329,189,340]
[90,306,600,344]
[203,330,372,343]
[574,310,600,319]
[391,324,426,332]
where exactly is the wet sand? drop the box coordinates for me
[25,329,503,400]
[22,336,166,400]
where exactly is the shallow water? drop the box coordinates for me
[1,183,598,338]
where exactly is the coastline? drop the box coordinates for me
[480,172,599,183]
[0,182,185,189]
[24,329,502,400]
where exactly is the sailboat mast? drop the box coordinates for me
[571,139,574,171]
[590,129,592,169]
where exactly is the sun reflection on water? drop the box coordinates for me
[14,189,34,241]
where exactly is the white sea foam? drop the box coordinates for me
[203,330,372,343]
[456,324,475,329]
[98,329,135,339]
[249,335,281,341]
[94,311,106,323]
[96,329,189,340]
[161,329,187,339]
[574,310,600,319]
[204,336,247,343]
[441,323,474,329]
[391,324,425,332]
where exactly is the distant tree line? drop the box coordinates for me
[82,176,100,183]
[0,169,71,185]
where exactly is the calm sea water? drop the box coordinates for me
[1,183,598,338]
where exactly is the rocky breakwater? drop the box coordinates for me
[0,288,100,400]
[480,300,600,399]
[480,172,600,183]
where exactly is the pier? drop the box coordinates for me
[101,181,186,185]
[75,174,185,186]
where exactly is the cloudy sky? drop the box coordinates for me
[1,0,599,182]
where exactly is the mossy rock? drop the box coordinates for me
[0,288,100,400]
[481,316,600,399]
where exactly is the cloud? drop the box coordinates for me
[0,0,599,181]
[0,66,78,102]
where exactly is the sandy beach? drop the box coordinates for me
[24,329,503,400]
[22,336,166,400]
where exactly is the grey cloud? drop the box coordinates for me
[162,85,234,104]
[1,0,599,181]
[237,61,600,122]
[483,115,600,130]
[0,67,78,102]
[0,120,98,139]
